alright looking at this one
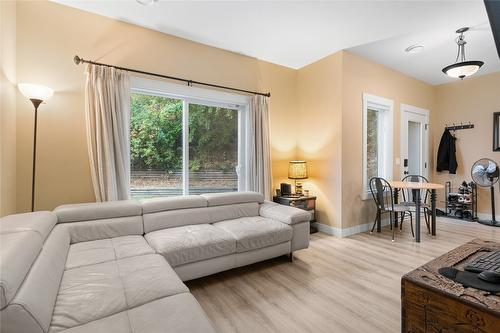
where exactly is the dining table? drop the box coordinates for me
[387,181,444,243]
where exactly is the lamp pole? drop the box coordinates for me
[18,83,54,212]
[30,98,42,212]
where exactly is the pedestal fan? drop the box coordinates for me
[471,158,500,227]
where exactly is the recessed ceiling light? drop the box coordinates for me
[136,0,158,5]
[405,44,425,54]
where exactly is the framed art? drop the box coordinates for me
[494,112,500,151]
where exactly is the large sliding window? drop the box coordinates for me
[130,78,248,199]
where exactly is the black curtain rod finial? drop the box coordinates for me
[74,55,82,65]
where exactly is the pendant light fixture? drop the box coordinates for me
[442,27,484,79]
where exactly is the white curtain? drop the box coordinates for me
[84,64,131,202]
[248,95,272,200]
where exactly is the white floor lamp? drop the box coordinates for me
[18,83,54,212]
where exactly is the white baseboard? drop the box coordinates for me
[312,218,391,238]
[315,208,497,238]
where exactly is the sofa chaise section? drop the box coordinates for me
[60,293,215,333]
[50,254,188,332]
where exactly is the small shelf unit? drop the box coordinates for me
[444,181,477,221]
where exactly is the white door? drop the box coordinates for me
[400,104,429,179]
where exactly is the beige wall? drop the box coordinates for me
[431,72,500,216]
[294,50,435,229]
[0,0,17,217]
[14,1,298,211]
[340,51,435,229]
[257,61,299,189]
[297,52,343,228]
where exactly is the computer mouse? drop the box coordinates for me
[478,270,500,284]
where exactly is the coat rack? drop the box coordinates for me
[445,122,474,131]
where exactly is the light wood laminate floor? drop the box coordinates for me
[186,218,500,333]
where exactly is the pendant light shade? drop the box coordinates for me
[442,61,484,79]
[442,27,484,79]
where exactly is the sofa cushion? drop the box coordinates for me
[141,195,207,214]
[49,254,188,332]
[60,293,216,333]
[0,211,57,242]
[201,191,264,206]
[55,201,142,223]
[1,226,69,333]
[213,217,293,252]
[65,235,155,270]
[143,202,259,233]
[0,231,42,309]
[145,224,236,267]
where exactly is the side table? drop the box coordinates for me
[273,196,317,233]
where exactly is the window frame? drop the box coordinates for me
[362,93,394,200]
[130,76,250,196]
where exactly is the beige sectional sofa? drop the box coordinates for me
[0,192,310,333]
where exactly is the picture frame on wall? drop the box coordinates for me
[493,112,500,151]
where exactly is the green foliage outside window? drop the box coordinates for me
[130,93,238,172]
[366,109,379,179]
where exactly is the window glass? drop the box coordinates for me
[130,93,183,199]
[188,103,239,194]
[130,91,243,199]
[366,108,379,181]
[362,94,393,199]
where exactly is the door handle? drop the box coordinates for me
[404,171,409,175]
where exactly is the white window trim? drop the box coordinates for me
[362,93,394,200]
[130,76,250,194]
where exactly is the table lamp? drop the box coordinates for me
[18,83,54,211]
[288,160,308,196]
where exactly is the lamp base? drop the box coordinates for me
[295,181,303,196]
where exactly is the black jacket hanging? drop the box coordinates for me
[436,129,458,174]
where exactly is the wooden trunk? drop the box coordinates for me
[401,239,500,332]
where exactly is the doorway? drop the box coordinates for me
[400,104,429,179]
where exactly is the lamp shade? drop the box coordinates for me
[18,83,54,101]
[288,161,308,179]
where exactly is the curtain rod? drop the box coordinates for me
[74,55,271,98]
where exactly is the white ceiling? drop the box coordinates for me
[54,0,499,85]
[348,21,500,85]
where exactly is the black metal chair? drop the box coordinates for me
[369,177,413,242]
[400,175,431,234]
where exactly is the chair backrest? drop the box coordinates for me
[401,175,429,203]
[369,177,394,212]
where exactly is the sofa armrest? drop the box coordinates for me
[259,201,311,225]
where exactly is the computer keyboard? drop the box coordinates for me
[464,250,500,273]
